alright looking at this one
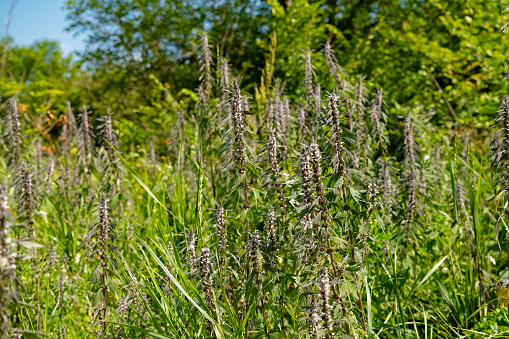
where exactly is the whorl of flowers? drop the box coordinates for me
[97,195,112,335]
[318,267,333,338]
[199,247,213,308]
[327,92,345,177]
[100,113,116,163]
[200,32,213,99]
[79,107,93,163]
[404,113,417,225]
[229,79,247,175]
[367,182,379,210]
[215,205,226,265]
[307,296,320,339]
[219,58,230,91]
[66,101,77,136]
[268,131,280,182]
[456,178,467,213]
[381,161,393,221]
[371,89,385,147]
[36,140,42,180]
[265,206,277,248]
[116,296,128,338]
[7,98,21,167]
[249,231,262,288]
[493,99,509,195]
[298,106,307,139]
[314,84,321,121]
[404,113,416,169]
[309,143,325,207]
[56,275,65,309]
[323,41,342,83]
[355,77,366,144]
[305,48,313,107]
[299,150,314,201]
[299,149,316,250]
[283,98,291,133]
[20,163,34,232]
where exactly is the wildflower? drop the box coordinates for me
[327,92,345,177]
[323,41,342,83]
[7,98,21,166]
[215,205,226,265]
[265,206,277,247]
[319,267,333,338]
[199,248,213,309]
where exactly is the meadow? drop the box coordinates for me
[2,1,509,338]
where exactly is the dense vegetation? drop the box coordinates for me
[2,0,509,338]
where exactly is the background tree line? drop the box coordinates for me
[1,0,507,144]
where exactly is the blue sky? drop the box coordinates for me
[0,0,84,54]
